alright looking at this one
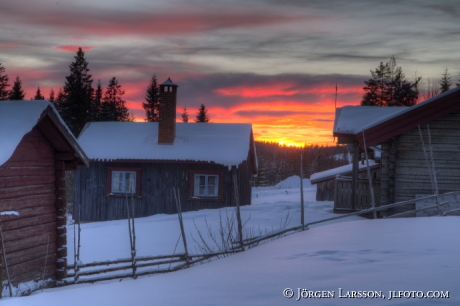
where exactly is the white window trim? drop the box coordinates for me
[193,174,219,198]
[111,170,137,194]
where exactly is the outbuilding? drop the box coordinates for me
[0,101,88,293]
[333,86,460,215]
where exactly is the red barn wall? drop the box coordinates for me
[0,127,58,286]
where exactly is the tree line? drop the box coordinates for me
[0,48,211,137]
[255,141,350,186]
[361,56,458,107]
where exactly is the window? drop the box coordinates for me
[194,174,219,197]
[106,167,141,197]
[112,171,136,194]
[189,170,224,200]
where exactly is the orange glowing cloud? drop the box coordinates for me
[56,45,93,52]
[120,79,363,146]
[214,83,362,98]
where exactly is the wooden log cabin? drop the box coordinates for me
[74,78,257,221]
[333,86,460,216]
[0,101,88,295]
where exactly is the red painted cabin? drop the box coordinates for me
[0,101,88,295]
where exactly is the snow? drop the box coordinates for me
[0,211,19,216]
[2,176,459,305]
[78,122,253,168]
[310,160,378,184]
[0,101,50,166]
[333,106,408,135]
[334,86,460,136]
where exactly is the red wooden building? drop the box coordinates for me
[0,101,88,294]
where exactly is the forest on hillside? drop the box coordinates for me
[255,142,350,186]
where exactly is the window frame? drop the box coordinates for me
[188,170,224,201]
[106,167,142,197]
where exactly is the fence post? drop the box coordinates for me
[173,188,190,264]
[300,154,305,230]
[232,173,244,249]
[0,227,12,297]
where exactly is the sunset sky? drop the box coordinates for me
[1,0,460,146]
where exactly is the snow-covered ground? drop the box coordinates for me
[2,176,459,305]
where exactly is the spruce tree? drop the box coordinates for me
[181,106,189,122]
[195,104,210,122]
[9,76,25,100]
[0,63,9,100]
[49,89,55,103]
[100,77,131,122]
[361,56,421,106]
[90,79,103,121]
[60,47,94,137]
[143,75,159,122]
[34,87,45,100]
[439,68,451,93]
[54,88,65,112]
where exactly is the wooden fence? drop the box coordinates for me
[334,177,381,211]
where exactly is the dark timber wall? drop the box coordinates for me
[381,109,460,212]
[74,159,253,222]
[0,127,58,287]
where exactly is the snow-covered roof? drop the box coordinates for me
[334,86,460,145]
[78,122,254,168]
[310,160,379,184]
[333,106,408,135]
[0,100,82,166]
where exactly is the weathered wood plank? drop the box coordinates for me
[5,260,56,285]
[0,205,56,222]
[2,213,57,231]
[0,193,55,210]
[0,166,54,177]
[2,222,56,242]
[0,175,55,188]
[6,243,57,267]
[4,264,56,286]
[0,183,55,200]
[4,231,57,253]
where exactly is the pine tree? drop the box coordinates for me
[60,47,94,137]
[54,88,65,112]
[195,104,210,122]
[0,63,9,100]
[90,79,103,121]
[361,56,421,106]
[439,68,451,93]
[49,89,55,103]
[143,75,159,122]
[9,76,25,100]
[34,87,45,100]
[181,105,189,122]
[100,77,131,122]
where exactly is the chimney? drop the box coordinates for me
[158,78,178,144]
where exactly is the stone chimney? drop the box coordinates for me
[158,78,178,144]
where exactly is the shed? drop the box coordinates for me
[0,101,88,293]
[333,86,460,215]
[74,79,257,221]
[310,160,380,202]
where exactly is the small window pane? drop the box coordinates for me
[112,172,123,193]
[125,172,136,194]
[208,186,216,196]
[208,176,216,186]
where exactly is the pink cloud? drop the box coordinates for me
[56,45,94,52]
